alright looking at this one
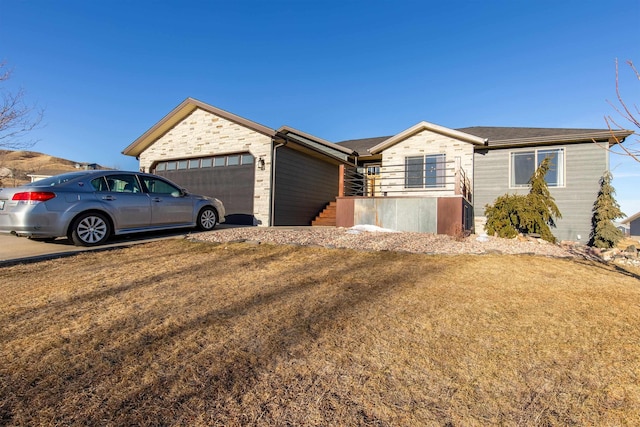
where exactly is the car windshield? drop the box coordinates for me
[26,172,93,187]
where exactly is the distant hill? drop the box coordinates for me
[0,150,106,187]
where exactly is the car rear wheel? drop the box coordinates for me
[70,212,111,246]
[197,206,218,231]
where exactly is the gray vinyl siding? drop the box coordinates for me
[273,146,339,226]
[631,218,640,236]
[474,143,608,243]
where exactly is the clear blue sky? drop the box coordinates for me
[1,0,639,216]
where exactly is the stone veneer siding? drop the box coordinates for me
[380,129,474,196]
[138,108,273,226]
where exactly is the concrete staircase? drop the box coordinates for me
[312,201,337,226]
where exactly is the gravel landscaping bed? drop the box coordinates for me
[191,226,582,258]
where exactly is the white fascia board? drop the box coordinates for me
[369,121,487,154]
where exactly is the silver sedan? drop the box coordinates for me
[0,170,225,246]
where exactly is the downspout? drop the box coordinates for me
[269,138,287,226]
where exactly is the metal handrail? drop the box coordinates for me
[343,160,472,201]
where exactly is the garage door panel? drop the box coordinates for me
[158,165,254,224]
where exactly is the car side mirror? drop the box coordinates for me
[170,188,189,198]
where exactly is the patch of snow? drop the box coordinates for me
[347,224,400,234]
[475,233,490,242]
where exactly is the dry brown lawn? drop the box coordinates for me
[1,239,639,426]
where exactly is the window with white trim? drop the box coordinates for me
[510,148,564,187]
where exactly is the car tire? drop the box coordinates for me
[70,212,111,246]
[196,206,218,231]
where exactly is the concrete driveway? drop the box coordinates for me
[0,230,191,265]
[0,234,80,263]
[0,224,242,266]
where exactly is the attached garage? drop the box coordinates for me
[153,152,256,224]
[122,98,356,227]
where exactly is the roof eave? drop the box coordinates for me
[369,121,486,154]
[485,130,634,148]
[621,210,640,224]
[277,126,355,156]
[276,126,356,165]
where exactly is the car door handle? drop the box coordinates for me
[152,197,162,203]
[102,195,116,201]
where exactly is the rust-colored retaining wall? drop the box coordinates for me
[336,197,355,228]
[437,198,463,235]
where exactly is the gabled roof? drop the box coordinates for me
[122,98,276,158]
[276,126,356,164]
[621,211,640,225]
[336,126,635,154]
[369,121,487,154]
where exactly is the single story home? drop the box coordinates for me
[123,98,633,243]
[621,212,640,238]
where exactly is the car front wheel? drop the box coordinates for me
[70,212,111,246]
[197,206,218,231]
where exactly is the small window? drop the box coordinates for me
[538,149,564,187]
[511,151,535,187]
[405,157,424,188]
[241,153,254,165]
[425,154,446,188]
[155,153,253,171]
[511,148,564,187]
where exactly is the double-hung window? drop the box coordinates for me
[510,148,564,187]
[405,154,446,189]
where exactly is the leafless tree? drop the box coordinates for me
[0,61,44,150]
[606,59,639,163]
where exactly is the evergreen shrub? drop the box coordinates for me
[484,158,562,243]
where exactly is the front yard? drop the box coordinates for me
[1,239,639,425]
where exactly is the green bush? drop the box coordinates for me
[484,158,562,243]
[589,171,625,249]
[484,194,526,239]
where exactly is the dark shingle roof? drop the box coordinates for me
[336,136,391,155]
[336,127,633,153]
[457,126,610,140]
